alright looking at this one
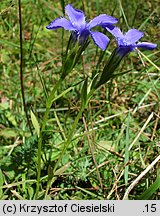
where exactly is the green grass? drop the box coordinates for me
[0,0,160,200]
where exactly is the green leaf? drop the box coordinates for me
[138,174,160,200]
[30,110,40,137]
[90,73,99,91]
[81,78,88,109]
[51,86,73,104]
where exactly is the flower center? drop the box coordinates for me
[119,38,131,46]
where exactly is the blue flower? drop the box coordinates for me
[95,27,157,88]
[106,27,157,56]
[46,4,118,50]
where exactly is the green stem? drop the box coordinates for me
[54,108,84,173]
[45,89,96,197]
[45,106,84,198]
[35,78,62,199]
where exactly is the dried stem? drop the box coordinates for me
[123,154,160,200]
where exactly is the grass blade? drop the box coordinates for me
[138,174,160,200]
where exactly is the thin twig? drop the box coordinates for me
[123,154,160,200]
[18,0,33,135]
[82,116,103,190]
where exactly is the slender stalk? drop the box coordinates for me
[45,88,96,197]
[53,108,84,173]
[35,34,89,199]
[35,78,63,199]
[18,0,33,135]
[45,107,84,197]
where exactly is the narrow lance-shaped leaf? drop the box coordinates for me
[81,77,88,109]
[138,174,160,200]
[30,110,40,137]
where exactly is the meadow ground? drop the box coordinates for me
[0,0,160,200]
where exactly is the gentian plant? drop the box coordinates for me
[35,4,157,199]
